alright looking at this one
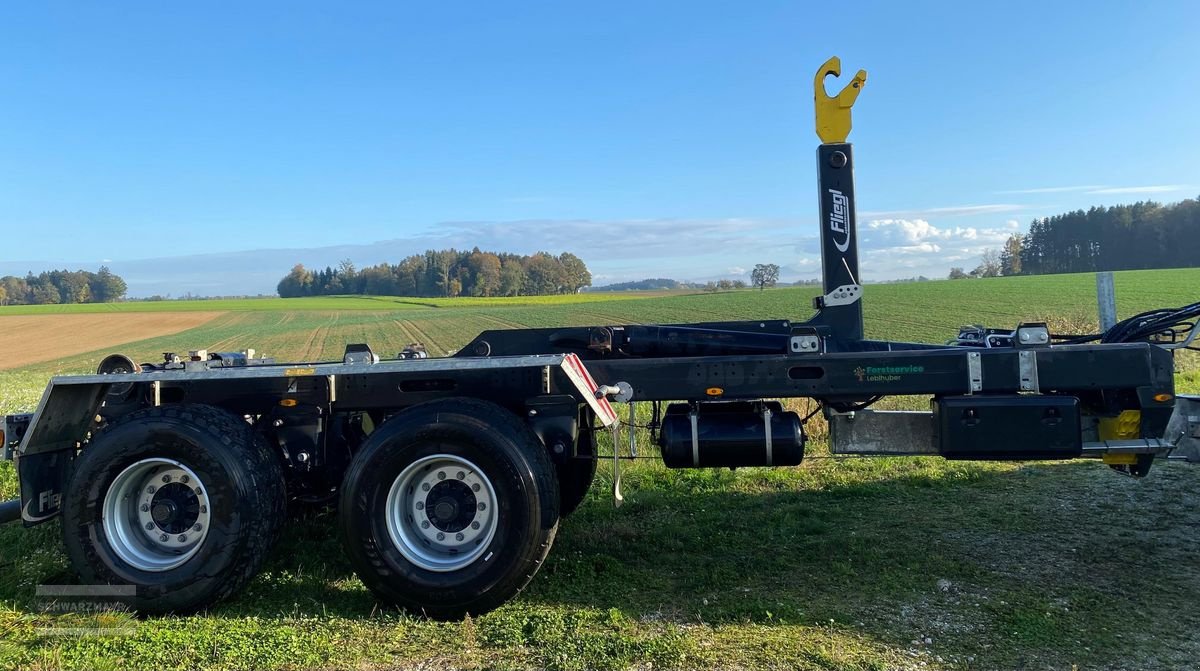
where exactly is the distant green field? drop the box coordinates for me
[2,267,1198,392]
[1,268,1198,414]
[1,268,1198,670]
[0,291,669,315]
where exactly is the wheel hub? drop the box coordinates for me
[103,459,211,572]
[149,482,200,533]
[385,454,498,572]
[427,480,477,532]
[150,499,176,524]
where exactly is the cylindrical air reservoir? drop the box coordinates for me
[658,401,804,469]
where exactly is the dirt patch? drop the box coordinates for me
[0,312,223,370]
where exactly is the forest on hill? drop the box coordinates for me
[950,196,1198,279]
[0,267,127,305]
[277,249,591,298]
[1015,197,1199,275]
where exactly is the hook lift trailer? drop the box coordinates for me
[2,58,1198,619]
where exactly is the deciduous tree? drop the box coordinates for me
[751,263,780,291]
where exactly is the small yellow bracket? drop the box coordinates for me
[814,56,867,144]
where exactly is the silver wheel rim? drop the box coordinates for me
[102,458,211,572]
[385,454,498,572]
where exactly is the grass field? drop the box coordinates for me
[1,269,1198,670]
[0,291,667,316]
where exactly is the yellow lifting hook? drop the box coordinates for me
[814,56,867,144]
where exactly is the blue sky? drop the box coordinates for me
[1,2,1197,296]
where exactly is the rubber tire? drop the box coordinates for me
[61,404,286,614]
[339,398,559,619]
[556,427,597,517]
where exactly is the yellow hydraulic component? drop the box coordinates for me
[1099,410,1152,472]
[1098,410,1141,440]
[814,56,867,144]
[1102,453,1138,465]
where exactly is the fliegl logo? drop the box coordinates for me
[828,188,851,252]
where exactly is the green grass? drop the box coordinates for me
[1,268,1198,670]
[0,291,671,315]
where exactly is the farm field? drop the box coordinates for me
[0,312,222,371]
[0,290,670,316]
[0,268,1198,670]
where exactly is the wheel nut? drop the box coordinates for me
[181,475,190,484]
[177,535,187,543]
[195,487,203,495]
[456,471,465,480]
[421,521,430,529]
[455,533,464,541]
[415,501,424,510]
[471,521,480,530]
[421,483,431,492]
[199,505,207,514]
[478,502,486,511]
[193,523,203,532]
[437,471,446,480]
[162,474,171,483]
[159,534,169,542]
[147,485,156,494]
[146,522,155,530]
[141,504,150,512]
[472,483,480,492]
[436,532,445,541]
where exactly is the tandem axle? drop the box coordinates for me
[2,58,1197,618]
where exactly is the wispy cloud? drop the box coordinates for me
[425,217,802,260]
[995,185,1105,194]
[859,204,1024,219]
[3,214,1033,296]
[1085,185,1194,195]
[996,184,1194,196]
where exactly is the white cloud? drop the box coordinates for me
[424,217,802,261]
[996,184,1194,196]
[4,212,1035,296]
[864,218,949,245]
[995,185,1105,194]
[860,204,1024,219]
[860,219,1013,252]
[845,218,1026,281]
[1085,185,1193,195]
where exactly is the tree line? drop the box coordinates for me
[277,249,592,298]
[950,196,1199,279]
[587,277,749,292]
[0,267,128,305]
